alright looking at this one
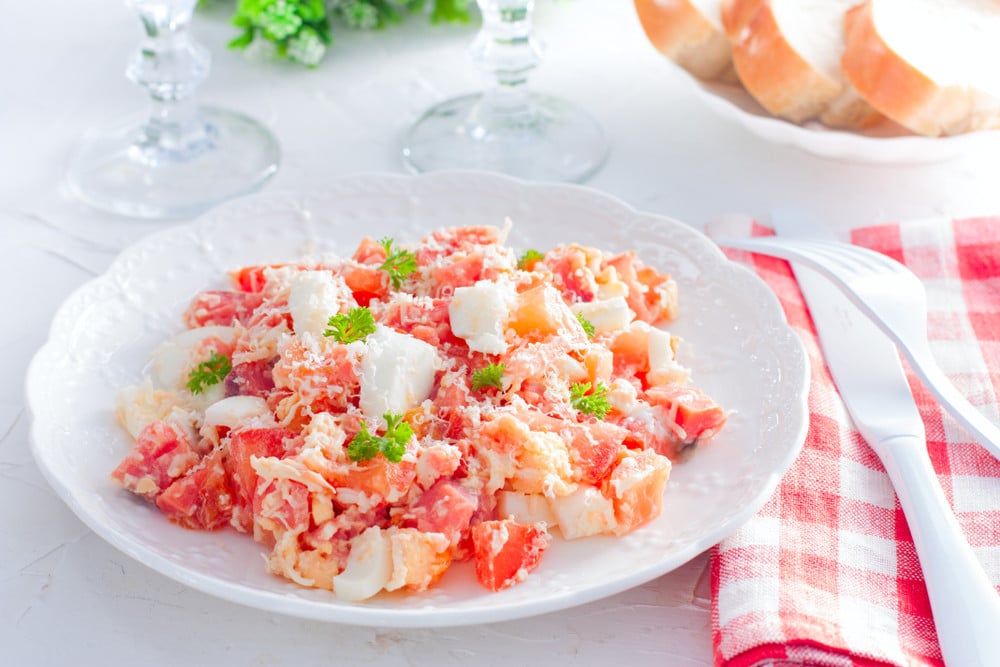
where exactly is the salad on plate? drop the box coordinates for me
[110,222,727,602]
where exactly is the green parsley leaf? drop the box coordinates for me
[430,0,472,23]
[576,312,596,339]
[570,381,611,420]
[186,350,232,395]
[471,363,505,392]
[346,421,382,462]
[346,412,414,463]
[517,248,544,270]
[379,413,412,462]
[219,0,471,68]
[228,0,332,68]
[378,237,418,290]
[324,306,377,343]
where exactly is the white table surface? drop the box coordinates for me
[3,2,1000,665]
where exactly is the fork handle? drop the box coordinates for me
[876,435,1000,666]
[898,338,1000,463]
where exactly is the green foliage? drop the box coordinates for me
[347,413,414,463]
[570,381,611,420]
[230,0,332,67]
[186,351,232,394]
[378,237,419,290]
[517,248,544,270]
[324,307,377,343]
[471,363,505,392]
[226,0,471,67]
[576,312,595,339]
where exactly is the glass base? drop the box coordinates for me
[402,92,608,183]
[67,106,280,219]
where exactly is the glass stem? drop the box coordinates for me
[471,0,543,121]
[126,0,213,162]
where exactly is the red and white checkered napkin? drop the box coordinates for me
[705,216,1000,667]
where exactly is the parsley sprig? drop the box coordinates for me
[229,0,331,67]
[186,350,232,395]
[570,381,611,420]
[225,0,471,68]
[347,413,414,463]
[517,248,544,270]
[378,237,418,290]
[324,306,377,343]
[576,313,596,339]
[471,363,505,392]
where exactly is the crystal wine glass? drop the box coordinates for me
[402,0,608,182]
[67,0,280,219]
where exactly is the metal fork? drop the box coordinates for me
[718,236,1000,463]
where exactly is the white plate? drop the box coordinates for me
[681,69,1000,165]
[26,171,809,627]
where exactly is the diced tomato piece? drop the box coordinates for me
[471,519,548,592]
[644,384,727,460]
[609,326,650,379]
[182,290,264,328]
[340,264,389,306]
[155,448,233,530]
[227,428,292,508]
[327,458,416,506]
[543,245,600,302]
[431,374,474,441]
[430,225,504,250]
[225,359,276,398]
[231,264,285,293]
[602,449,671,535]
[412,480,478,544]
[112,421,200,500]
[243,307,293,333]
[253,478,311,532]
[271,339,359,413]
[351,237,387,265]
[565,420,627,486]
[521,409,623,484]
[380,297,459,348]
[431,253,484,296]
[605,252,677,324]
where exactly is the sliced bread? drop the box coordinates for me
[841,0,1000,137]
[730,0,881,127]
[720,0,765,40]
[633,0,736,81]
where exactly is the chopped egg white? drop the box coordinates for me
[288,270,356,337]
[448,279,516,354]
[332,526,393,602]
[498,490,559,527]
[596,266,629,300]
[571,296,634,334]
[647,327,691,386]
[203,395,272,429]
[201,395,276,444]
[548,485,617,540]
[114,378,182,439]
[359,326,440,420]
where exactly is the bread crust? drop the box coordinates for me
[732,3,841,122]
[720,0,765,40]
[841,1,1000,136]
[633,0,735,81]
